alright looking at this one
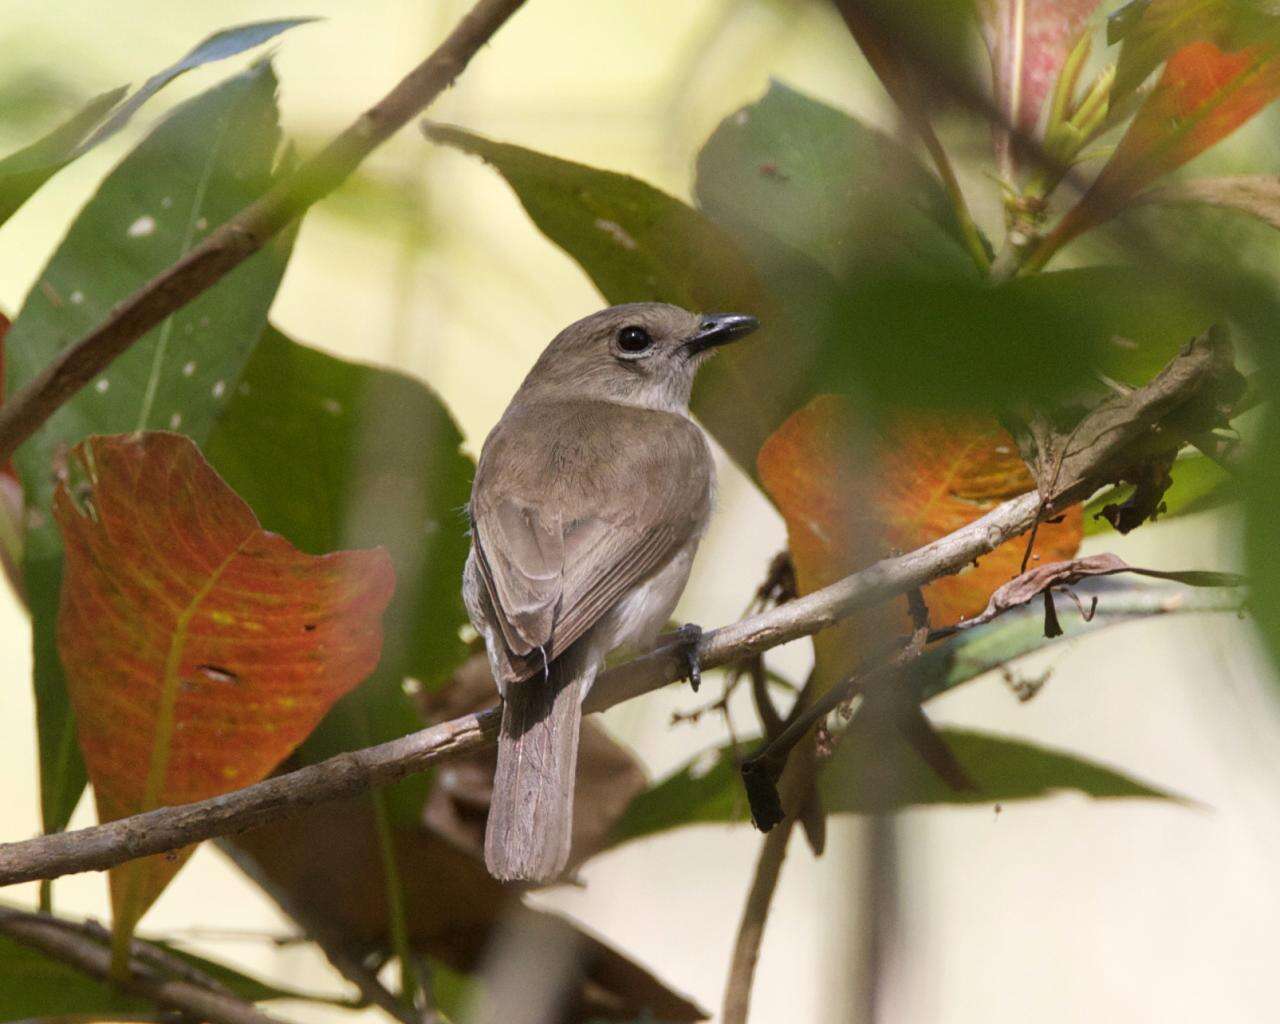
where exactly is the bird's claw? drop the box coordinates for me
[676,623,703,692]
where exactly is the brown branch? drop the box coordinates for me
[0,335,1238,890]
[721,675,822,1024]
[0,907,294,1024]
[0,486,1045,888]
[0,0,528,466]
[720,807,795,1024]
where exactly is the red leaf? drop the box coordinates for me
[54,432,395,941]
[1056,37,1280,245]
[757,397,1082,686]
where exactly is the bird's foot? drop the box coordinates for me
[676,623,704,692]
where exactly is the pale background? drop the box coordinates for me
[3,2,1280,1022]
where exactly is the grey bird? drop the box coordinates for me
[463,301,759,882]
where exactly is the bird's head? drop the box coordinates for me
[516,302,759,412]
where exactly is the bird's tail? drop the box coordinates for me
[485,648,594,883]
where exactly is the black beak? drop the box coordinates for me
[685,312,760,356]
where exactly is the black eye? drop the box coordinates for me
[617,325,652,354]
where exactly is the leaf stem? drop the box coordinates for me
[919,126,992,272]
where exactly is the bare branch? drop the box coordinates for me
[0,907,294,1024]
[0,0,528,466]
[0,486,1043,888]
[0,330,1240,889]
[720,810,795,1024]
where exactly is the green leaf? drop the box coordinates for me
[915,581,1243,702]
[818,723,1183,813]
[812,265,1217,410]
[423,121,759,314]
[694,80,977,279]
[205,325,475,821]
[609,724,1179,846]
[422,120,785,471]
[1246,406,1280,679]
[0,18,312,230]
[610,584,1229,845]
[4,62,292,835]
[607,745,748,847]
[0,88,128,227]
[1084,451,1240,534]
[82,19,316,153]
[0,928,353,1017]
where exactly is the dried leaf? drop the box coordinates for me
[1084,450,1240,533]
[54,433,394,945]
[961,552,1245,629]
[1136,173,1280,230]
[1008,325,1245,524]
[1095,451,1176,533]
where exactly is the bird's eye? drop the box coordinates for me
[617,325,653,355]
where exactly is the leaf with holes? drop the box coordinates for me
[757,396,1082,687]
[5,61,292,835]
[54,432,394,952]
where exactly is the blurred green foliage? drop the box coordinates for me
[0,928,354,1017]
[5,62,291,835]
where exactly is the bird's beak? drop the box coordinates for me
[684,312,760,356]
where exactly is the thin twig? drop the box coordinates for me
[720,674,821,1024]
[0,0,529,466]
[0,907,294,1024]
[0,486,1048,888]
[720,811,795,1024]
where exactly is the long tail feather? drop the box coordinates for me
[485,649,594,883]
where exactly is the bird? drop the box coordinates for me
[462,301,759,882]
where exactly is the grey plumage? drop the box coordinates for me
[462,302,758,882]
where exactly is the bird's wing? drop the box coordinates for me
[471,406,711,684]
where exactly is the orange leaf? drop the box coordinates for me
[54,432,395,945]
[1057,38,1280,246]
[758,396,1082,686]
